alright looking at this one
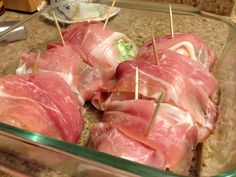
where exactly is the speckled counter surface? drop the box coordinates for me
[0,8,233,177]
[0,9,229,76]
[0,12,59,76]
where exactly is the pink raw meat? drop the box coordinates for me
[138,33,216,70]
[0,72,84,143]
[92,60,218,142]
[89,99,198,175]
[17,44,103,105]
[137,49,218,98]
[60,21,138,81]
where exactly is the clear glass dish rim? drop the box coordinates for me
[1,122,235,177]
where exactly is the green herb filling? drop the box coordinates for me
[116,39,135,61]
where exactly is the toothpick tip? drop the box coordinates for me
[103,0,116,30]
[169,4,174,38]
[32,51,41,75]
[152,34,160,65]
[145,91,164,137]
[135,66,139,100]
[52,11,65,47]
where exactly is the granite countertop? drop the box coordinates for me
[0,9,230,76]
[0,7,234,177]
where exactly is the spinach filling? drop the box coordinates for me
[116,39,135,61]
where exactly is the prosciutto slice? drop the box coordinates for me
[88,99,198,175]
[92,60,218,142]
[60,21,138,81]
[0,72,84,143]
[89,123,166,171]
[138,33,216,70]
[16,44,102,105]
[137,49,218,98]
[0,99,62,140]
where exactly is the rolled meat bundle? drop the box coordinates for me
[137,33,216,70]
[0,72,84,143]
[59,21,138,80]
[136,49,218,99]
[16,44,102,105]
[92,60,218,142]
[88,99,198,175]
[17,22,138,105]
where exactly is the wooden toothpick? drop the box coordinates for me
[152,35,160,65]
[52,11,65,47]
[103,0,116,30]
[135,67,139,100]
[32,51,41,75]
[169,4,174,38]
[145,92,164,137]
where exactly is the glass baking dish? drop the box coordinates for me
[0,0,236,176]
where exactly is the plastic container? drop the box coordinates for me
[0,0,236,176]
